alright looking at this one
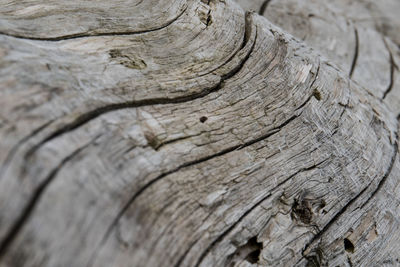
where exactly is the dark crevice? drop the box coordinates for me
[0,119,54,179]
[225,236,262,266]
[25,82,221,159]
[302,185,369,259]
[206,9,212,27]
[349,27,359,78]
[220,15,256,81]
[259,0,272,16]
[304,153,394,258]
[193,158,327,267]
[302,120,399,259]
[344,238,355,253]
[275,158,328,196]
[86,17,257,267]
[196,12,255,79]
[171,67,324,265]
[2,4,395,267]
[0,7,187,42]
[88,92,313,267]
[336,81,352,123]
[347,256,354,267]
[309,63,321,91]
[174,237,202,267]
[382,38,395,99]
[196,159,327,267]
[87,111,297,267]
[193,194,271,267]
[357,114,399,210]
[26,13,257,160]
[242,12,253,49]
[154,131,205,151]
[360,141,398,209]
[245,250,260,263]
[0,137,97,258]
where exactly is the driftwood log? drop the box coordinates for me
[1,0,400,266]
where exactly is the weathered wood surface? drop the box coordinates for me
[0,0,400,266]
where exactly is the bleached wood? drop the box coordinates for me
[0,0,399,266]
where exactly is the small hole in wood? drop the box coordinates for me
[344,238,355,253]
[245,249,260,264]
[313,89,322,101]
[244,237,261,264]
[225,236,262,266]
[199,116,208,123]
[292,199,312,224]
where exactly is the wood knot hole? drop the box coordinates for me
[344,238,355,253]
[199,116,208,123]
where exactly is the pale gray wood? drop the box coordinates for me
[0,0,399,266]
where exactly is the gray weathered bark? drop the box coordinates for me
[0,0,400,266]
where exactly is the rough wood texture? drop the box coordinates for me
[0,0,400,266]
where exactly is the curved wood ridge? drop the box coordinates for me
[0,0,399,266]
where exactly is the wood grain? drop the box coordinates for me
[0,0,399,266]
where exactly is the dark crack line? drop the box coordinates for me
[274,158,329,191]
[206,9,212,27]
[26,17,257,160]
[0,119,54,179]
[174,237,202,267]
[0,6,187,42]
[1,15,255,265]
[220,17,257,81]
[302,119,399,259]
[154,132,205,151]
[1,4,191,180]
[173,204,224,267]
[349,27,359,78]
[196,12,255,79]
[155,23,257,151]
[85,20,258,267]
[359,140,398,210]
[301,183,369,259]
[87,47,318,263]
[193,194,272,267]
[186,60,329,267]
[347,256,354,267]
[192,158,328,267]
[0,136,98,258]
[382,38,395,99]
[25,81,221,159]
[167,108,324,267]
[242,12,253,49]
[156,11,255,90]
[309,62,321,91]
[86,116,292,267]
[259,0,272,16]
[87,94,312,267]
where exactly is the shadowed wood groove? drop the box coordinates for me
[1,0,400,266]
